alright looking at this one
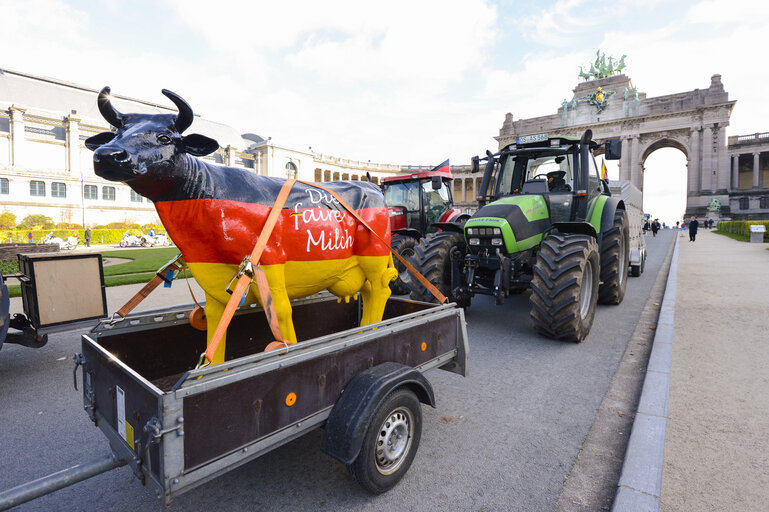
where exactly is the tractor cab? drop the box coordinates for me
[382,171,456,237]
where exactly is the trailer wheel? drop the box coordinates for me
[630,264,641,277]
[408,232,467,306]
[529,233,600,343]
[347,388,422,494]
[598,209,629,305]
[390,236,418,295]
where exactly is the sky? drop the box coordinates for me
[2,0,767,225]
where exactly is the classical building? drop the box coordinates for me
[0,68,399,228]
[448,70,769,220]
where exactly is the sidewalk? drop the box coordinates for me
[615,229,769,511]
[661,230,769,510]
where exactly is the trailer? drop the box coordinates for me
[0,293,467,509]
[608,180,647,277]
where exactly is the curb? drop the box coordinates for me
[612,236,679,511]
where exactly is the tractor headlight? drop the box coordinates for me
[466,228,476,236]
[469,238,480,246]
[492,227,502,235]
[491,238,504,246]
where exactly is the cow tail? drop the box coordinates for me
[382,254,398,287]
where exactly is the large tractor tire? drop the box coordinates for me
[408,232,467,306]
[598,209,630,305]
[390,236,419,295]
[529,233,600,343]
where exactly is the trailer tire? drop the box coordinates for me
[347,388,422,494]
[598,209,629,305]
[408,232,467,306]
[390,236,418,295]
[630,264,641,277]
[529,233,600,343]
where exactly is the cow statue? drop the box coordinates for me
[86,87,398,364]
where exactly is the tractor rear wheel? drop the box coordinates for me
[529,233,600,343]
[598,209,630,305]
[408,232,467,306]
[390,236,419,295]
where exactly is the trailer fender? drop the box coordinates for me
[321,361,435,465]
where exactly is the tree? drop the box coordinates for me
[18,214,55,230]
[0,210,16,231]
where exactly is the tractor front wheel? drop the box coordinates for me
[390,236,419,295]
[408,232,467,307]
[529,233,600,343]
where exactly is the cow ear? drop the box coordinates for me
[84,132,116,151]
[181,133,219,156]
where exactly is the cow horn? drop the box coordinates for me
[162,89,193,133]
[97,86,123,128]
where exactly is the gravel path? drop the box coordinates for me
[661,230,769,511]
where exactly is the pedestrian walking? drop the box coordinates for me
[651,219,660,237]
[689,216,699,242]
[84,227,91,247]
[643,220,650,236]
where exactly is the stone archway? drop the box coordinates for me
[494,73,735,218]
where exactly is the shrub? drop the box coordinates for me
[716,220,769,242]
[0,211,16,231]
[17,214,55,230]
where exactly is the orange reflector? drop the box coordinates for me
[576,190,587,197]
[421,342,427,352]
[285,392,297,407]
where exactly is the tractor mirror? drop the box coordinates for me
[431,176,442,189]
[605,139,622,160]
[471,155,480,173]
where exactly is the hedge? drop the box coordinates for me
[716,220,769,242]
[0,228,168,246]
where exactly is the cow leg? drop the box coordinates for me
[359,255,398,326]
[258,265,297,343]
[204,295,228,365]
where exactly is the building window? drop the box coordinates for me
[285,162,298,179]
[30,180,46,197]
[102,186,116,201]
[0,178,8,194]
[760,197,769,209]
[84,185,98,200]
[51,182,66,198]
[739,197,750,210]
[130,190,143,202]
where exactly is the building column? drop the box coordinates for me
[630,136,642,189]
[731,154,738,190]
[753,152,760,188]
[689,127,701,193]
[715,126,729,191]
[66,114,81,175]
[619,136,631,181]
[9,105,25,168]
[701,125,712,192]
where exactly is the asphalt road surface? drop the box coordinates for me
[0,231,675,511]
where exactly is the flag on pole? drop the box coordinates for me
[431,159,451,175]
[601,158,608,180]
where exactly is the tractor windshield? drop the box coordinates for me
[496,149,575,196]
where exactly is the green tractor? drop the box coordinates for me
[408,129,629,342]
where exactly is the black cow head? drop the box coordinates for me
[85,87,219,196]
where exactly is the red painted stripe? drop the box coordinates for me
[156,199,391,265]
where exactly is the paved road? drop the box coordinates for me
[0,231,674,511]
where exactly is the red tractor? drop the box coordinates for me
[382,167,469,293]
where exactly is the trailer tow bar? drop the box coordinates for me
[0,452,126,511]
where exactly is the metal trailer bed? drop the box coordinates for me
[1,295,467,509]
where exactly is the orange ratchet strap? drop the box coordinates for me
[201,179,295,365]
[112,254,184,321]
[298,180,448,305]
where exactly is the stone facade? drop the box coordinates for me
[0,69,399,229]
[482,73,754,220]
[726,132,769,219]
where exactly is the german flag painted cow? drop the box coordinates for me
[86,88,397,364]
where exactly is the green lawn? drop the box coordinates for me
[4,247,188,297]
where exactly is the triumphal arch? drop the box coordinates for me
[492,58,738,219]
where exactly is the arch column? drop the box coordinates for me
[630,135,642,189]
[689,127,701,193]
[701,125,713,192]
[731,154,738,190]
[619,136,631,181]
